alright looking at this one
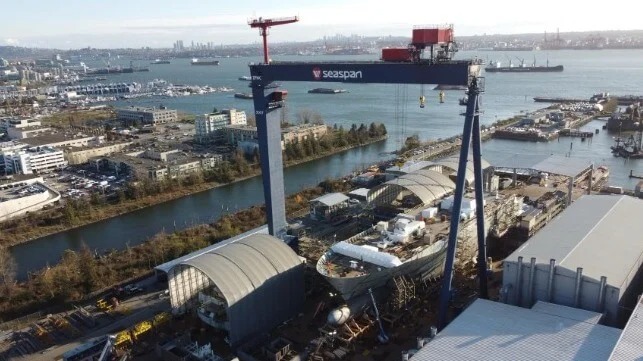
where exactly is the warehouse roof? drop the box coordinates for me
[386,160,434,174]
[506,195,643,289]
[531,301,603,324]
[369,168,455,205]
[410,299,621,361]
[433,154,491,185]
[494,154,591,178]
[310,193,349,207]
[609,297,643,360]
[154,225,268,274]
[181,234,302,306]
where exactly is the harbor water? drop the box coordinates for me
[11,50,643,278]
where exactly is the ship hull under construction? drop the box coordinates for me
[316,240,447,300]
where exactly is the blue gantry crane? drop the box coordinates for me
[248,22,487,329]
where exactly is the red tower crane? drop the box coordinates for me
[249,16,299,64]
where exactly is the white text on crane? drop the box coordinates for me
[313,67,363,81]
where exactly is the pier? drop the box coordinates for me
[558,128,594,139]
[630,170,643,179]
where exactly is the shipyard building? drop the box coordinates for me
[502,195,643,326]
[160,230,304,348]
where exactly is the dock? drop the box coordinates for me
[630,170,643,179]
[558,129,593,139]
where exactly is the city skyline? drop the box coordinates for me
[2,0,642,49]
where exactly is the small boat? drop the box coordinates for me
[150,59,170,65]
[234,93,253,99]
[238,76,251,81]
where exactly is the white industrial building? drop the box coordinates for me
[409,298,621,361]
[3,147,67,174]
[117,106,178,125]
[161,230,304,348]
[194,109,247,143]
[502,195,643,326]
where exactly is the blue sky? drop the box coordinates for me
[2,0,641,48]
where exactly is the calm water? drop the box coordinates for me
[11,50,643,278]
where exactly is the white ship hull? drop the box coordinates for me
[317,240,447,300]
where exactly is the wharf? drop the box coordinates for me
[558,128,594,139]
[534,96,585,103]
[493,129,556,142]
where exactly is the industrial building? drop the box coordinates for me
[63,141,132,165]
[165,232,304,348]
[195,109,247,143]
[409,298,621,361]
[368,168,456,208]
[309,192,350,221]
[502,195,643,326]
[609,297,643,360]
[117,106,178,125]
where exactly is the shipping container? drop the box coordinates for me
[412,28,454,45]
[381,48,411,62]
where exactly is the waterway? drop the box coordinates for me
[11,50,643,278]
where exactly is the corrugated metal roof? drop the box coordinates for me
[505,195,643,288]
[154,225,268,273]
[349,188,370,198]
[386,160,435,174]
[310,192,349,206]
[181,234,301,307]
[369,169,455,205]
[410,299,621,361]
[433,154,491,185]
[609,297,643,360]
[530,154,592,178]
[493,154,591,178]
[531,301,603,324]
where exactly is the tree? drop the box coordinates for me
[0,246,16,296]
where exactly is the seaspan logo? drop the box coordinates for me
[312,67,322,80]
[312,68,363,81]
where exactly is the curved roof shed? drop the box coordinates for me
[368,169,456,206]
[167,234,304,347]
[433,154,491,186]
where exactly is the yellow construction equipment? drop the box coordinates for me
[153,312,171,327]
[114,330,133,348]
[131,320,152,340]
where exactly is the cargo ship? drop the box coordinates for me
[485,59,563,73]
[308,88,348,94]
[316,217,447,300]
[191,58,220,66]
[150,59,170,64]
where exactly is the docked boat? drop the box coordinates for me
[485,59,563,73]
[317,217,447,300]
[238,76,251,81]
[234,92,253,99]
[191,58,220,66]
[308,88,348,94]
[150,59,170,64]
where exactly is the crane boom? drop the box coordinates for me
[248,16,299,64]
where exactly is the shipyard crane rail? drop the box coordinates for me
[248,16,299,64]
[246,23,488,331]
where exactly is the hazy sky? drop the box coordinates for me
[2,0,641,48]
